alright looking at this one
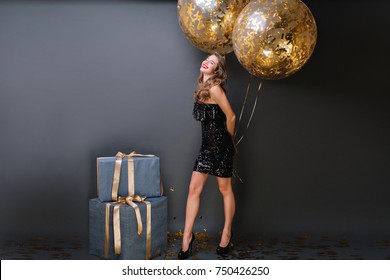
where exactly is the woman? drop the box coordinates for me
[178,53,237,259]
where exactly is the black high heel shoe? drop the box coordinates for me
[216,231,233,255]
[178,232,195,260]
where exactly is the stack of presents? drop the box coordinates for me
[89,151,168,259]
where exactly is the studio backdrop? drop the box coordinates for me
[0,0,389,242]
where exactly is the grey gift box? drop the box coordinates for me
[96,155,162,202]
[89,196,167,260]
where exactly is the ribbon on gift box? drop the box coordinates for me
[111,151,162,201]
[104,195,152,259]
[103,151,157,260]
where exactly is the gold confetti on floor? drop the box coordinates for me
[1,233,390,260]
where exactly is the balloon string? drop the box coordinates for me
[234,74,252,137]
[232,168,243,184]
[232,79,262,184]
[236,80,262,146]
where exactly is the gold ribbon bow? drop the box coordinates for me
[104,195,152,260]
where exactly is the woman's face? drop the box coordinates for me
[200,55,219,75]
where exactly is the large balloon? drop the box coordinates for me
[178,0,250,54]
[233,0,317,79]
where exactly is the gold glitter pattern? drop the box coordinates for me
[232,0,317,79]
[178,0,250,54]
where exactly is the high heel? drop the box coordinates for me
[178,232,195,260]
[216,231,233,255]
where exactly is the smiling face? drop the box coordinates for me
[200,55,219,75]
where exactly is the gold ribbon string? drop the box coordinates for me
[104,195,152,259]
[236,80,262,146]
[234,74,252,138]
[232,78,263,184]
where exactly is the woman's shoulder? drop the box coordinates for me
[209,84,226,100]
[209,83,225,92]
[210,83,226,95]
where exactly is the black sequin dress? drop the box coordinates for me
[193,102,235,178]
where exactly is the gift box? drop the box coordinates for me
[89,196,168,260]
[97,152,162,202]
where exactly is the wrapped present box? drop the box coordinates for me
[97,152,162,202]
[89,196,167,260]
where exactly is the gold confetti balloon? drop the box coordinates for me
[232,0,317,79]
[177,0,250,54]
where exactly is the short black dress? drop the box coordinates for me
[193,101,235,178]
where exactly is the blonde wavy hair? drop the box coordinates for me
[194,52,227,103]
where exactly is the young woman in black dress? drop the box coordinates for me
[178,53,237,259]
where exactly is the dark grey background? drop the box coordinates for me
[0,0,389,243]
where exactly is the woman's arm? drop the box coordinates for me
[209,85,236,137]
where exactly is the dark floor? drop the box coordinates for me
[1,231,390,260]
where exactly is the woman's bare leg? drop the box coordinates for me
[216,176,235,247]
[181,171,208,251]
